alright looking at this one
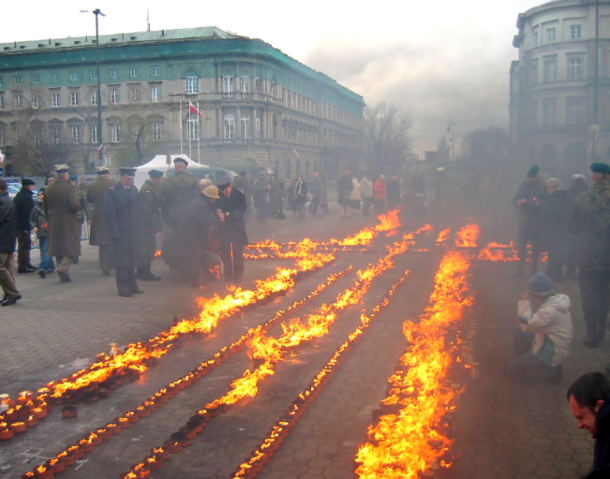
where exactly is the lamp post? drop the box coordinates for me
[447,120,456,162]
[81,9,105,167]
[589,124,600,160]
[594,0,600,125]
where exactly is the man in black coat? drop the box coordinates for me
[104,167,145,297]
[14,178,37,273]
[0,179,21,306]
[216,176,248,283]
[567,372,610,478]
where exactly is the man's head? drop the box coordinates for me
[525,272,554,303]
[199,178,212,191]
[0,179,7,193]
[527,165,540,182]
[96,166,110,178]
[240,170,247,177]
[55,164,70,181]
[69,175,77,185]
[379,175,386,182]
[567,372,610,436]
[343,170,350,178]
[203,185,220,203]
[216,176,232,196]
[148,169,163,186]
[173,157,188,171]
[47,177,55,185]
[590,162,610,184]
[366,171,372,178]
[545,177,562,195]
[37,188,45,202]
[314,172,319,179]
[119,167,136,187]
[572,174,586,185]
[258,172,265,179]
[22,179,36,191]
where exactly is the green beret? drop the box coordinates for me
[590,162,610,175]
[148,169,164,179]
[527,165,540,178]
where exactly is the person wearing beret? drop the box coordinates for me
[104,167,145,297]
[137,169,163,281]
[158,157,200,230]
[568,162,610,348]
[216,176,248,283]
[512,165,546,276]
[87,166,117,275]
[14,178,37,273]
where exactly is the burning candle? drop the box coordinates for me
[11,422,25,433]
[118,417,130,429]
[62,405,78,418]
[0,427,14,440]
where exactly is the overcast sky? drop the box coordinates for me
[1,0,545,155]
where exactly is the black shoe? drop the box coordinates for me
[119,291,133,297]
[1,295,22,307]
[27,265,39,271]
[583,338,598,349]
[18,268,35,274]
[130,288,145,294]
[142,273,162,281]
[39,270,46,279]
[58,272,71,283]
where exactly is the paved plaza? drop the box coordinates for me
[0,210,603,479]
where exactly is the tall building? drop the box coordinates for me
[510,0,610,176]
[0,27,365,177]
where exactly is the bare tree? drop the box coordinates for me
[437,136,450,161]
[363,102,412,172]
[461,126,509,168]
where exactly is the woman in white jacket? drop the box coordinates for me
[350,178,361,216]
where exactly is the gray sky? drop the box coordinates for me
[2,0,544,155]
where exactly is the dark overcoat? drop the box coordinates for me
[538,189,572,257]
[104,183,144,268]
[14,188,35,231]
[218,187,248,243]
[0,191,17,254]
[44,177,81,257]
[87,177,117,245]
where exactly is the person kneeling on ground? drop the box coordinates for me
[506,272,573,383]
[567,372,610,478]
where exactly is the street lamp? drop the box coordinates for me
[81,9,105,168]
[588,124,600,160]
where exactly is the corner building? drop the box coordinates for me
[0,27,365,177]
[510,0,610,176]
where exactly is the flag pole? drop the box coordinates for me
[179,97,184,155]
[188,107,192,161]
[197,99,201,163]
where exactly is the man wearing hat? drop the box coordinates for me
[0,179,21,306]
[512,165,546,276]
[568,162,610,348]
[137,169,163,281]
[159,157,199,230]
[44,165,82,282]
[14,178,37,273]
[104,167,145,297]
[216,176,248,283]
[506,272,573,383]
[87,166,117,275]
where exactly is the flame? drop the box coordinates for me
[435,228,451,245]
[354,250,472,479]
[454,223,479,247]
[477,242,548,263]
[154,250,162,258]
[374,208,402,233]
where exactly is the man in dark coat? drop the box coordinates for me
[0,179,21,306]
[252,173,269,224]
[137,169,163,281]
[159,157,200,229]
[216,176,248,283]
[512,165,546,276]
[87,166,117,275]
[104,167,145,297]
[566,174,589,279]
[538,177,572,282]
[568,162,610,348]
[44,164,81,283]
[567,372,610,478]
[14,178,37,273]
[337,170,353,218]
[234,171,253,222]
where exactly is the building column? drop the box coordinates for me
[262,108,267,139]
[217,108,222,139]
[236,108,241,139]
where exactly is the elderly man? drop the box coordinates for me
[0,179,21,306]
[568,162,610,348]
[14,178,37,273]
[87,166,117,275]
[512,165,547,276]
[159,157,200,229]
[44,164,81,283]
[567,372,610,478]
[216,176,248,283]
[104,167,144,297]
[137,169,163,282]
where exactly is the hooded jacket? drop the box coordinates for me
[517,294,573,366]
[586,395,610,479]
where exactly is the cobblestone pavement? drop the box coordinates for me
[0,212,602,479]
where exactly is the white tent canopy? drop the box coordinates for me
[134,155,209,189]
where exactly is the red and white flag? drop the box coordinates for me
[189,101,203,117]
[291,149,300,158]
[0,149,4,164]
[97,143,104,153]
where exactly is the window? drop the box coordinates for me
[255,114,261,138]
[70,91,79,106]
[32,95,39,109]
[223,71,234,93]
[546,27,556,43]
[569,58,582,80]
[224,114,235,140]
[110,69,118,79]
[72,126,80,141]
[52,73,59,83]
[110,89,119,104]
[35,130,43,147]
[152,123,162,141]
[91,90,98,105]
[32,74,40,84]
[111,124,120,142]
[0,129,4,146]
[91,125,99,144]
[241,74,250,93]
[151,86,160,102]
[241,115,250,139]
[543,98,556,126]
[567,97,585,124]
[571,25,582,40]
[130,68,139,78]
[52,127,61,145]
[187,113,198,140]
[52,93,60,108]
[129,87,138,103]
[0,77,3,87]
[186,72,199,94]
[0,96,3,109]
[534,32,538,46]
[70,72,78,82]
[90,70,98,80]
[254,77,260,93]
[531,61,538,85]
[14,95,22,109]
[14,76,21,85]
[151,66,160,77]
[544,59,556,82]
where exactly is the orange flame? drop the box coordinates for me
[454,223,479,247]
[435,228,451,245]
[154,250,162,258]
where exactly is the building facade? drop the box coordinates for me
[510,0,610,176]
[0,27,365,177]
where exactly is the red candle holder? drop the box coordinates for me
[11,422,25,433]
[0,428,14,440]
[62,406,78,418]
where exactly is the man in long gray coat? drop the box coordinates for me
[104,167,144,297]
[87,166,117,275]
[44,164,81,283]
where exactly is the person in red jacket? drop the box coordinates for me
[374,175,387,214]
